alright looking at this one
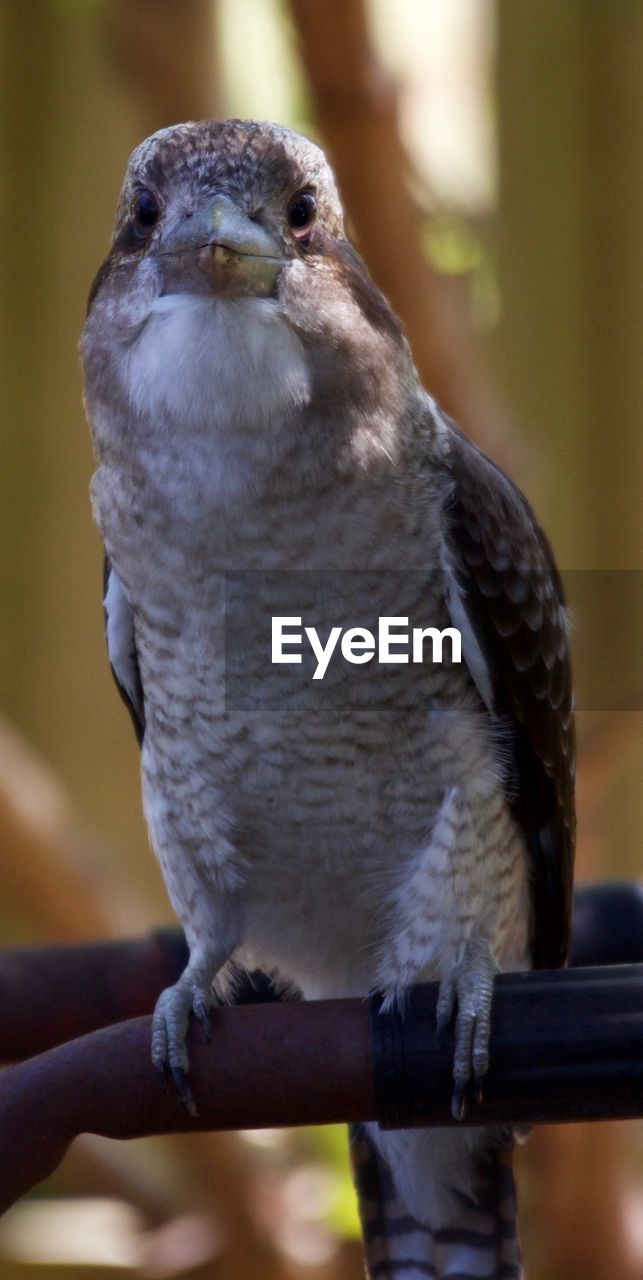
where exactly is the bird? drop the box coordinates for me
[81,119,575,1280]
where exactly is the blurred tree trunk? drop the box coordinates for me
[496,4,643,1278]
[288,0,513,460]
[1,0,149,908]
[495,9,643,851]
[494,0,643,742]
[495,0,643,572]
[105,0,224,134]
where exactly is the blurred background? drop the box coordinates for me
[1,0,642,1276]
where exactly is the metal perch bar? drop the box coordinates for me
[0,882,641,1218]
[0,964,642,1218]
[0,992,373,1217]
[0,929,189,1060]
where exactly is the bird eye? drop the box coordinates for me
[287,190,317,239]
[131,189,160,233]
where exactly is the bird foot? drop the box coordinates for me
[151,977,216,1116]
[436,940,498,1120]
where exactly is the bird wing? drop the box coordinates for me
[103,555,145,744]
[440,415,575,968]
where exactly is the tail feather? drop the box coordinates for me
[349,1124,522,1280]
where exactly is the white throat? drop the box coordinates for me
[121,292,312,436]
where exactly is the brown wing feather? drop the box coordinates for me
[103,554,146,746]
[443,419,575,968]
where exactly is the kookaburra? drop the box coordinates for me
[81,120,575,1280]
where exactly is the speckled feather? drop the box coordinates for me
[82,120,574,1280]
[444,419,575,968]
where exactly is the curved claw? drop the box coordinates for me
[452,1079,468,1121]
[437,941,498,1121]
[151,976,216,1115]
[193,993,213,1042]
[171,1066,198,1118]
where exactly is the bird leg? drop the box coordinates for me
[373,785,501,1120]
[374,786,473,1003]
[436,936,498,1120]
[151,944,226,1115]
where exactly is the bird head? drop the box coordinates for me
[82,120,415,467]
[91,119,346,303]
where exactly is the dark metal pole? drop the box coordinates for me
[0,963,642,1219]
[0,995,373,1217]
[0,929,188,1060]
[0,882,641,1217]
[371,964,643,1129]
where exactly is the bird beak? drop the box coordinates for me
[158,193,287,297]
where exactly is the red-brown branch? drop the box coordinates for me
[0,997,373,1218]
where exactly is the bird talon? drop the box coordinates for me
[193,995,212,1041]
[151,973,217,1114]
[171,1066,198,1117]
[438,942,498,1118]
[452,1080,468,1121]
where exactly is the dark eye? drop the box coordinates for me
[287,190,317,239]
[131,189,160,233]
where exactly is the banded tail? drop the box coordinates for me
[350,1124,522,1280]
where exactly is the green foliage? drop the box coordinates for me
[423,213,483,276]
